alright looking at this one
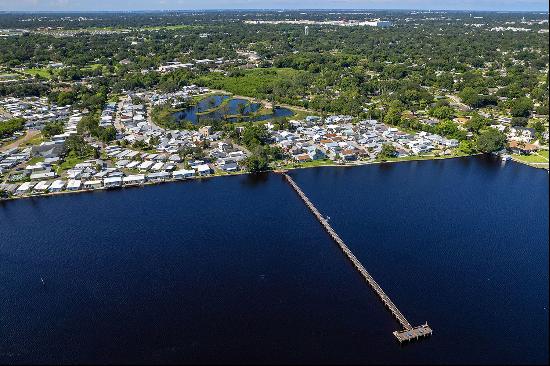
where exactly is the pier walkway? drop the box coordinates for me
[282,173,432,343]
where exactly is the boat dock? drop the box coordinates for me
[282,173,432,343]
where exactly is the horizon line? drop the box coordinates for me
[0,8,549,14]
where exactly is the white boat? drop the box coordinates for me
[501,154,512,161]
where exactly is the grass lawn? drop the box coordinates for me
[57,156,87,171]
[22,68,53,79]
[27,156,44,165]
[380,151,469,163]
[276,159,336,170]
[512,152,549,163]
[20,132,44,147]
[108,94,121,103]
[292,109,318,120]
[81,63,104,72]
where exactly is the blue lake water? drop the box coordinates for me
[173,95,293,124]
[0,155,548,364]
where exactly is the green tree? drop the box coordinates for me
[458,140,477,154]
[429,105,455,120]
[434,120,467,140]
[383,106,402,126]
[242,153,269,172]
[42,121,65,138]
[510,97,533,118]
[511,117,529,127]
[476,128,507,153]
[377,143,397,160]
[99,126,117,143]
[464,114,489,133]
[241,124,270,148]
[132,140,147,149]
[149,135,161,148]
[0,117,25,138]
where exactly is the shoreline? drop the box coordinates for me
[1,154,480,203]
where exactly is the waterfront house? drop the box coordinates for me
[66,179,82,191]
[103,176,123,188]
[341,149,358,161]
[0,183,19,195]
[172,169,196,179]
[294,153,312,162]
[33,181,51,193]
[219,162,239,172]
[147,171,170,183]
[305,146,326,160]
[16,181,35,195]
[508,141,539,155]
[49,180,66,192]
[83,180,103,190]
[123,174,146,186]
[196,164,212,176]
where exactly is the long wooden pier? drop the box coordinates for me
[282,173,432,343]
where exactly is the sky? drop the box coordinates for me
[0,0,548,12]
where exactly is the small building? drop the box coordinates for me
[147,171,170,183]
[30,171,57,181]
[126,161,140,169]
[49,180,66,192]
[220,162,239,172]
[508,141,539,155]
[196,164,212,176]
[16,182,35,195]
[172,169,196,180]
[33,181,51,193]
[151,162,164,171]
[199,125,212,137]
[138,160,155,172]
[66,179,82,191]
[83,180,102,190]
[123,174,146,186]
[103,176,123,188]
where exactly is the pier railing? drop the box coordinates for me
[282,173,431,342]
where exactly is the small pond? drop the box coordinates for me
[173,95,294,124]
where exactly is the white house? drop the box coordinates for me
[16,182,35,195]
[196,164,212,176]
[138,160,155,172]
[49,180,66,192]
[146,171,170,183]
[66,179,82,191]
[172,169,196,180]
[30,171,57,181]
[83,180,103,190]
[33,181,51,193]
[103,176,123,188]
[123,174,146,186]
